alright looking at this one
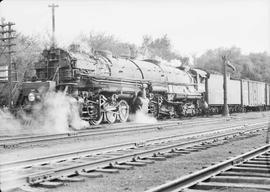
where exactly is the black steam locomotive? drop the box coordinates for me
[16,47,205,125]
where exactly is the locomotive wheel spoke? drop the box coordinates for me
[89,113,103,125]
[105,111,117,124]
[118,100,129,123]
[87,102,103,125]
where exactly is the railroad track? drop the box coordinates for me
[0,121,268,191]
[146,144,270,192]
[1,116,268,148]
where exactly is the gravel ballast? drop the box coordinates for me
[45,130,270,192]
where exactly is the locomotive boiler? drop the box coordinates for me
[16,47,204,125]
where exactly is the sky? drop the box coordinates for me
[0,0,270,55]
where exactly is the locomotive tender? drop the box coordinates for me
[16,47,270,125]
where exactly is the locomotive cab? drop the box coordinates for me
[189,68,207,94]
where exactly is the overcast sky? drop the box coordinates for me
[0,0,270,55]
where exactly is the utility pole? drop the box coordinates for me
[222,55,229,116]
[0,18,16,109]
[48,3,59,48]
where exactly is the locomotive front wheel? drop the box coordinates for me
[89,113,103,125]
[118,100,129,123]
[105,111,117,124]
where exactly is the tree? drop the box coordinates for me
[140,34,181,61]
[195,47,270,83]
[0,33,44,105]
[14,33,43,81]
[70,32,138,57]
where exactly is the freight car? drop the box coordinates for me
[206,73,269,113]
[15,47,203,125]
[241,79,267,111]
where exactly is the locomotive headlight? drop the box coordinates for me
[28,92,35,102]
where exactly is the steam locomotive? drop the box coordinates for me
[16,47,206,125]
[15,47,270,125]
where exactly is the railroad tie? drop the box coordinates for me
[178,148,199,152]
[146,156,166,161]
[39,181,63,188]
[186,147,201,151]
[193,181,270,191]
[78,171,103,178]
[20,185,45,192]
[230,166,270,174]
[253,157,270,161]
[209,175,270,185]
[247,160,270,164]
[237,163,270,168]
[191,145,208,150]
[171,149,191,154]
[135,158,155,164]
[155,152,175,158]
[220,171,270,178]
[57,176,85,182]
[95,168,119,173]
[111,163,134,170]
[124,161,147,166]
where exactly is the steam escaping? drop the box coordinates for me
[31,91,89,133]
[0,108,22,135]
[129,95,157,124]
[0,91,89,135]
[130,110,157,124]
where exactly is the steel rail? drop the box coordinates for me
[0,121,267,170]
[0,122,267,191]
[146,144,270,192]
[1,116,267,148]
[2,110,267,142]
[0,118,227,143]
[0,118,241,147]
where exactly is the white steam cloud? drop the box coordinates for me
[0,108,22,135]
[130,110,157,124]
[129,96,157,124]
[0,91,89,135]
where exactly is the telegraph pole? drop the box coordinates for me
[48,3,59,48]
[222,55,229,116]
[0,18,16,109]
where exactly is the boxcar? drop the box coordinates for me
[241,79,266,110]
[206,74,241,113]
